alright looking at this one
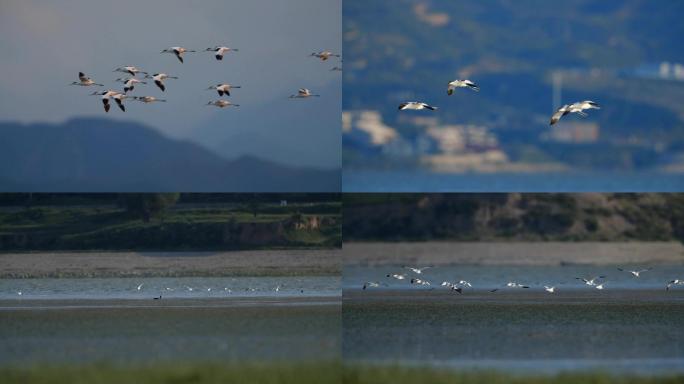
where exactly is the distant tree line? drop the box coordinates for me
[343,193,684,243]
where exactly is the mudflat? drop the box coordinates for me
[344,242,684,266]
[0,249,341,278]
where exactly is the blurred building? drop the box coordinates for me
[543,122,600,143]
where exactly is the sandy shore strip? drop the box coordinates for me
[0,296,341,310]
[344,242,684,266]
[0,249,341,278]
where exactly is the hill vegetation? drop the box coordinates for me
[343,193,684,242]
[0,193,341,251]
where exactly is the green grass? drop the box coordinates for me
[0,362,342,384]
[343,365,684,384]
[2,363,683,384]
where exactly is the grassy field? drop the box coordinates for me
[0,202,341,251]
[343,365,684,384]
[0,362,342,384]
[5,363,680,384]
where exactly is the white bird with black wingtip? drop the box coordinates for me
[71,72,103,87]
[90,90,122,113]
[134,96,166,104]
[386,273,407,280]
[575,275,606,286]
[115,77,147,93]
[398,102,437,111]
[207,83,242,97]
[206,46,239,61]
[113,66,148,77]
[207,100,239,108]
[290,88,320,98]
[145,73,178,92]
[161,46,196,63]
[404,266,432,274]
[666,279,683,291]
[310,51,340,61]
[550,100,601,125]
[617,267,652,278]
[447,79,479,95]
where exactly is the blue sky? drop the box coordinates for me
[0,0,341,169]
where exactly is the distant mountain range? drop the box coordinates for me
[0,118,340,192]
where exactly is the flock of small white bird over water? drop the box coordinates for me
[362,266,684,293]
[398,78,601,126]
[70,47,341,113]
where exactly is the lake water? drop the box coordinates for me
[0,298,340,365]
[343,170,684,192]
[0,276,341,300]
[343,265,684,291]
[343,265,684,374]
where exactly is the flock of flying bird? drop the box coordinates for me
[398,78,601,126]
[132,282,299,300]
[362,266,684,293]
[12,283,301,299]
[70,47,342,113]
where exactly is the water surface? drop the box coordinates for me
[343,170,684,192]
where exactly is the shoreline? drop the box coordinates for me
[0,249,341,278]
[343,241,684,266]
[0,296,342,309]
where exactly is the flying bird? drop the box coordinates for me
[290,88,320,98]
[617,267,652,278]
[575,276,606,286]
[506,282,529,289]
[398,102,437,111]
[550,100,601,125]
[206,100,239,108]
[410,278,431,286]
[386,273,407,280]
[490,282,529,292]
[207,83,241,97]
[666,279,683,291]
[310,51,340,61]
[115,77,147,93]
[113,66,148,77]
[440,281,464,294]
[447,79,479,95]
[134,96,166,103]
[71,72,103,87]
[145,73,178,92]
[205,46,238,60]
[404,266,432,274]
[90,90,122,112]
[112,93,132,112]
[161,46,196,63]
[544,286,556,293]
[362,282,380,290]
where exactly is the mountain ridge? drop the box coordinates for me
[0,117,340,192]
